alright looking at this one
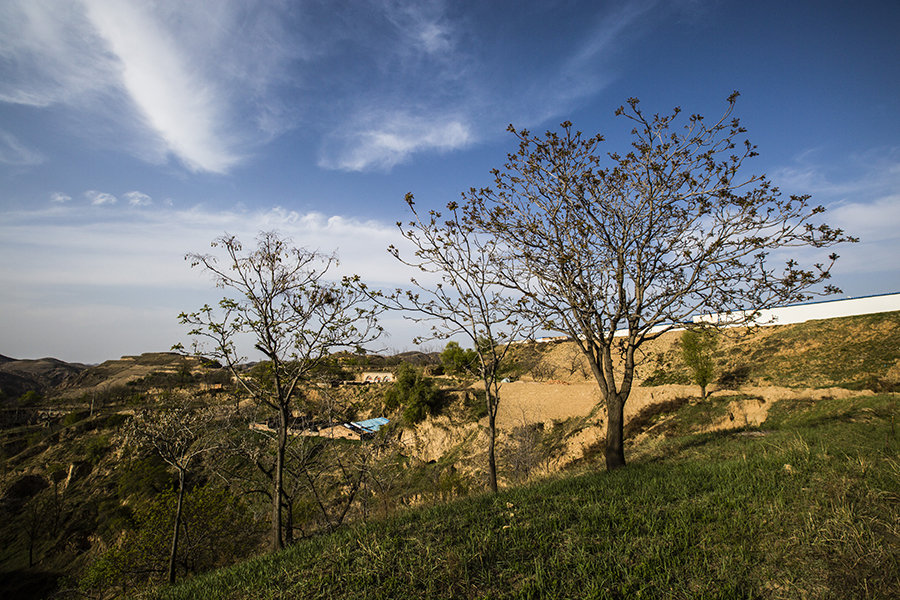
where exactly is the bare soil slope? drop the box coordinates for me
[435,311,900,472]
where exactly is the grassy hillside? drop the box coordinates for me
[640,311,900,390]
[738,311,900,388]
[3,313,899,599]
[143,393,898,600]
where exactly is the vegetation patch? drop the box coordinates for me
[639,311,900,390]
[143,394,899,600]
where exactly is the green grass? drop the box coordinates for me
[747,312,900,388]
[140,394,899,600]
[642,311,900,390]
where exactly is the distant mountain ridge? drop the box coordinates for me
[0,356,88,400]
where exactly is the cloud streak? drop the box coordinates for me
[123,191,152,207]
[312,1,665,171]
[1,1,672,174]
[320,112,473,171]
[81,1,242,173]
[0,130,45,165]
[84,190,117,205]
[769,149,900,280]
[0,203,414,290]
[1,1,305,174]
[0,1,116,107]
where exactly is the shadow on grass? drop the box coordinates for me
[0,569,61,600]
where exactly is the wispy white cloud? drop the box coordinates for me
[830,194,900,245]
[1,1,305,174]
[0,204,414,289]
[0,130,45,165]
[0,1,668,174]
[379,0,456,55]
[123,191,152,207]
[772,147,900,201]
[50,192,71,203]
[313,1,662,172]
[0,203,422,361]
[770,148,900,279]
[84,190,117,205]
[0,1,117,107]
[320,113,473,171]
[81,1,241,173]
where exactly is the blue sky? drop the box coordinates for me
[1,0,898,363]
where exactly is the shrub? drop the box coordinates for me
[384,364,444,424]
[118,455,174,499]
[530,361,557,381]
[440,341,478,376]
[717,364,751,388]
[85,435,110,464]
[681,329,718,399]
[81,485,262,594]
[18,390,42,406]
[62,411,86,427]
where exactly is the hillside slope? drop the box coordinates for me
[2,311,898,599]
[506,310,900,390]
[144,393,899,600]
[0,357,87,400]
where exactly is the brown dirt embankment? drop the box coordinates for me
[493,382,868,430]
[489,382,870,467]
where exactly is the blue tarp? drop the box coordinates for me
[347,417,389,434]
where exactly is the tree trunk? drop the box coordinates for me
[168,468,185,584]
[700,384,707,400]
[605,392,626,470]
[272,406,288,552]
[487,408,498,493]
[283,492,294,545]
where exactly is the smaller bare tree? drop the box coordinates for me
[176,231,381,551]
[375,194,530,493]
[127,393,219,584]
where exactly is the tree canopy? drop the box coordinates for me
[468,92,856,469]
[177,231,381,550]
[381,195,529,491]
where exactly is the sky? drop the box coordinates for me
[1,0,898,364]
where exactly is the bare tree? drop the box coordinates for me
[469,93,856,470]
[127,393,219,583]
[176,231,381,550]
[377,195,529,492]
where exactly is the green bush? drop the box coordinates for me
[85,435,110,464]
[440,341,478,376]
[384,364,444,424]
[681,329,718,398]
[62,411,88,427]
[18,390,42,406]
[118,454,174,499]
[465,389,489,420]
[81,485,262,595]
[104,413,129,428]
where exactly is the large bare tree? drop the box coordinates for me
[379,194,528,492]
[176,231,381,550]
[469,93,856,470]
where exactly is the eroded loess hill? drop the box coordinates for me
[0,356,87,401]
[503,310,900,390]
[401,311,900,479]
[1,311,898,599]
